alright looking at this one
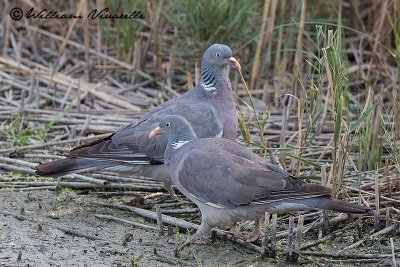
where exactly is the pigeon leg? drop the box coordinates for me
[176,233,208,251]
[164,184,180,201]
[234,219,261,243]
[176,221,211,251]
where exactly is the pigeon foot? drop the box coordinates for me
[234,220,261,243]
[175,234,208,252]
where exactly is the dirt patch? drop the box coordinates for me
[0,173,398,267]
[0,190,266,267]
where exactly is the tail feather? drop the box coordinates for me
[36,158,114,177]
[307,196,371,214]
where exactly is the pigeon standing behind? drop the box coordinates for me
[149,115,370,249]
[36,44,241,198]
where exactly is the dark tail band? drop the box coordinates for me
[310,196,371,214]
[36,158,112,177]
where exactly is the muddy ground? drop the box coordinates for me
[0,174,397,267]
[0,188,274,267]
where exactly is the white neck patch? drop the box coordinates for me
[171,140,190,149]
[201,82,216,93]
[215,129,223,138]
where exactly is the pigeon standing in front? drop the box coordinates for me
[149,115,371,249]
[36,44,241,198]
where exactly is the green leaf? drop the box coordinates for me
[295,175,321,180]
[334,94,343,144]
[286,154,321,168]
[350,103,378,133]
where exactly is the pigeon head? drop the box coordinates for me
[149,115,197,146]
[201,44,241,70]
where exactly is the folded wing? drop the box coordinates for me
[176,140,331,208]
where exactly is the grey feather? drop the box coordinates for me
[36,44,239,197]
[158,115,370,241]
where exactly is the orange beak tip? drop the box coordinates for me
[228,57,241,69]
[149,127,161,138]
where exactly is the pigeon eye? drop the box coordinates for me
[215,52,221,58]
[165,122,171,127]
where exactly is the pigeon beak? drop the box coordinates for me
[228,57,241,69]
[149,127,162,138]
